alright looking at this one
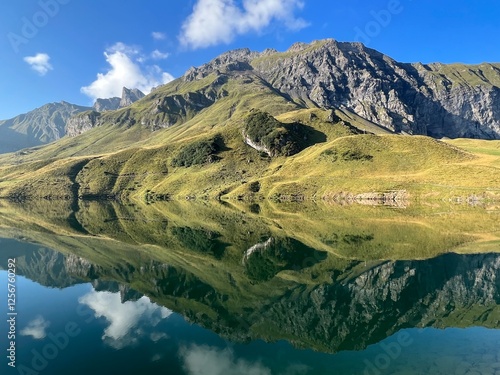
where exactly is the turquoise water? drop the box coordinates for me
[1,238,500,374]
[2,272,500,375]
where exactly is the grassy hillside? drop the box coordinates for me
[415,62,500,88]
[1,107,500,201]
[0,42,499,202]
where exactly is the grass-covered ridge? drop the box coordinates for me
[0,107,499,201]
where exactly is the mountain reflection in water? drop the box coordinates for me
[1,200,500,374]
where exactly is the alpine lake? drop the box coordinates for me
[1,198,500,375]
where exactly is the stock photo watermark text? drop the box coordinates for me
[7,0,71,53]
[6,258,17,369]
[354,0,404,45]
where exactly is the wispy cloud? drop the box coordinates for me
[179,0,308,49]
[180,345,311,375]
[151,49,170,60]
[180,345,272,375]
[24,53,53,76]
[152,31,167,40]
[81,42,174,100]
[20,316,50,339]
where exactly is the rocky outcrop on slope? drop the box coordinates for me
[66,110,102,137]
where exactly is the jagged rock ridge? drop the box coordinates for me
[185,39,500,139]
[93,87,145,112]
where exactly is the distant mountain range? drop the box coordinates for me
[0,101,90,153]
[0,87,145,153]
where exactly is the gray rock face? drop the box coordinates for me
[92,87,145,112]
[93,97,121,112]
[66,111,102,137]
[120,87,145,107]
[187,39,500,139]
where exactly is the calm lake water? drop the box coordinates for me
[1,201,500,374]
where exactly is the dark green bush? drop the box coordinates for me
[171,136,222,167]
[249,181,261,193]
[341,150,373,161]
[243,110,301,157]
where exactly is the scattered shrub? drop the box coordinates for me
[341,150,373,161]
[321,148,373,162]
[171,135,223,167]
[249,181,261,193]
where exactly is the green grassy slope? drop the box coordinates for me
[1,107,500,201]
[0,43,499,202]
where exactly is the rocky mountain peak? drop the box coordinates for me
[0,101,91,153]
[92,87,145,112]
[184,47,259,81]
[93,97,121,112]
[120,87,145,107]
[247,39,500,139]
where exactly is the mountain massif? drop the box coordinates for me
[0,39,499,201]
[63,39,500,140]
[0,101,91,153]
[0,87,145,153]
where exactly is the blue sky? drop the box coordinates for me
[1,0,499,119]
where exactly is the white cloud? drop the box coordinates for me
[24,53,53,76]
[180,345,272,375]
[152,31,167,40]
[162,72,175,83]
[20,316,50,339]
[79,290,173,349]
[179,0,308,49]
[151,49,170,60]
[81,43,174,101]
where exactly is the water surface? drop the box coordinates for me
[1,201,500,374]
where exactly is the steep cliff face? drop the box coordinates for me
[66,110,102,137]
[120,87,145,107]
[187,39,500,139]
